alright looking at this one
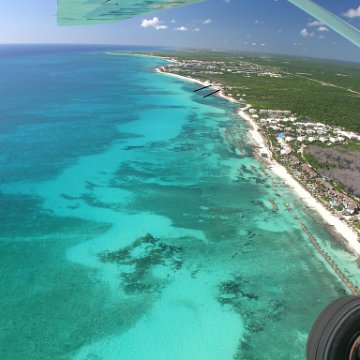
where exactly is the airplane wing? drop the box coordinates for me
[288,0,360,48]
[57,0,360,48]
[57,0,205,25]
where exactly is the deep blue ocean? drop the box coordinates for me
[0,45,359,360]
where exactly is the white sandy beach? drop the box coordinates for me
[155,67,240,104]
[156,67,209,86]
[156,65,360,256]
[238,107,360,255]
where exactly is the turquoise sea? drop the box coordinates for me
[1,45,359,360]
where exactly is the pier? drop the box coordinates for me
[270,199,279,210]
[284,201,359,294]
[222,128,232,146]
[222,127,245,155]
[229,128,244,154]
[203,89,221,98]
[193,84,212,92]
[298,221,360,296]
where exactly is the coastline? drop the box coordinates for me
[239,107,360,254]
[106,52,178,63]
[155,67,240,104]
[156,65,360,255]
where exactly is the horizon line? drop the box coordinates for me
[0,42,359,64]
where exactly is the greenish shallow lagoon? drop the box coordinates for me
[0,45,359,360]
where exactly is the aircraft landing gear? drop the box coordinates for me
[307,296,360,360]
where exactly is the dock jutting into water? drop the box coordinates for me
[203,89,221,98]
[299,221,360,295]
[193,84,212,92]
[284,202,359,295]
[270,199,279,210]
[229,128,244,154]
[223,128,232,146]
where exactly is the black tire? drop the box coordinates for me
[307,296,360,360]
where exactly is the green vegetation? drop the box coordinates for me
[332,181,346,193]
[344,140,360,151]
[153,50,360,133]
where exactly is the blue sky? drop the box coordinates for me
[0,0,359,62]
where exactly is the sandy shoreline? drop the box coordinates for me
[155,67,240,104]
[156,65,360,255]
[238,107,360,254]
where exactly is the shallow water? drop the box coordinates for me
[0,45,359,360]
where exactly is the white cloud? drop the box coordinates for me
[193,27,200,32]
[224,0,230,3]
[141,17,159,28]
[156,25,168,30]
[141,17,167,30]
[300,28,314,37]
[174,26,187,31]
[300,28,308,37]
[308,20,324,27]
[343,6,360,18]
[303,20,329,36]
[171,19,176,23]
[317,26,329,32]
[202,18,212,25]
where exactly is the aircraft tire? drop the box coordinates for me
[307,295,360,360]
